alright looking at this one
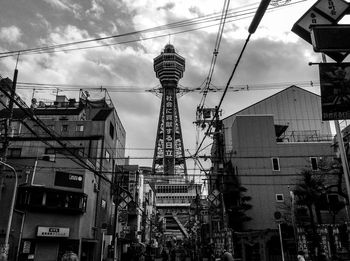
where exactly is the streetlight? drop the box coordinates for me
[0,160,18,261]
[248,0,271,34]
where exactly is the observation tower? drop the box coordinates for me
[152,44,187,176]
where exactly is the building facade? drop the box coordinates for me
[0,81,126,261]
[220,86,341,261]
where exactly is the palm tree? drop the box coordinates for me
[293,164,348,260]
[293,170,326,259]
[294,170,325,232]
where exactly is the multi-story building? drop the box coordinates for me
[115,165,159,261]
[219,86,340,261]
[0,78,126,261]
[142,180,157,245]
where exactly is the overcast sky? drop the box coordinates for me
[0,0,348,178]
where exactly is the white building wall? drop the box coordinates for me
[223,86,332,155]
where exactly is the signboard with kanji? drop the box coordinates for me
[37,226,70,237]
[207,189,221,207]
[118,191,132,209]
[319,63,350,120]
[291,0,350,62]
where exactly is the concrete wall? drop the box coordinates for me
[223,86,332,155]
[228,115,335,230]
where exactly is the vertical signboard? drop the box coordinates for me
[319,63,350,120]
[163,87,175,174]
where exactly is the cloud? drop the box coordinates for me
[188,6,202,16]
[86,0,105,20]
[49,25,90,43]
[157,3,175,11]
[0,26,22,43]
[35,13,51,30]
[0,0,331,170]
[42,0,83,19]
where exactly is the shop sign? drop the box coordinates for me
[23,241,31,253]
[207,189,221,207]
[37,226,70,238]
[55,171,83,188]
[123,226,130,233]
[319,62,350,120]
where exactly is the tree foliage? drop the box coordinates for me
[222,161,252,231]
[294,158,347,226]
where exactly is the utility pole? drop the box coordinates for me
[0,161,18,261]
[112,173,120,261]
[0,58,19,261]
[2,56,19,162]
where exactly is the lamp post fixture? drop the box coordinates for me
[0,160,18,261]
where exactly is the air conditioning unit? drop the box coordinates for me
[42,154,56,162]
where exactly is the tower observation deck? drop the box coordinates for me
[152,44,187,176]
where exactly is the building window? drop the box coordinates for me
[310,157,318,170]
[76,125,84,132]
[109,122,115,139]
[105,150,110,162]
[276,194,284,202]
[61,125,68,132]
[271,157,280,171]
[8,148,22,158]
[16,187,87,213]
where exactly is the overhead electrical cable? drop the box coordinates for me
[0,76,114,183]
[0,0,307,58]
[15,80,320,94]
[0,3,260,56]
[0,95,110,179]
[193,0,231,177]
[194,0,272,157]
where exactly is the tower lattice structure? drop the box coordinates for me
[152,44,187,176]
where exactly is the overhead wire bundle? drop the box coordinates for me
[0,0,307,58]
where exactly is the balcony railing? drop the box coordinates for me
[277,130,333,143]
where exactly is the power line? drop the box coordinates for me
[14,80,320,96]
[0,0,307,58]
[0,3,262,56]
[0,77,115,184]
[193,0,307,157]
